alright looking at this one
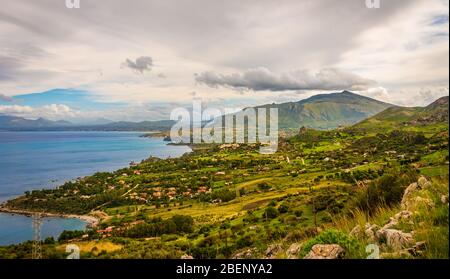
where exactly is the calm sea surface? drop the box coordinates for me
[0,131,191,245]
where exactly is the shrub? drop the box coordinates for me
[58,230,85,242]
[211,188,236,202]
[124,215,193,237]
[294,209,303,217]
[278,204,289,213]
[356,168,418,212]
[171,215,194,233]
[258,182,271,191]
[264,206,279,219]
[300,229,362,258]
[236,235,253,249]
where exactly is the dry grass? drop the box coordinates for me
[57,241,122,256]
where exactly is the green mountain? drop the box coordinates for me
[254,91,393,130]
[353,96,449,132]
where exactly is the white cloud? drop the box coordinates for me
[358,85,449,107]
[0,104,33,114]
[0,104,77,120]
[0,0,447,119]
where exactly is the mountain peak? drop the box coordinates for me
[252,91,394,130]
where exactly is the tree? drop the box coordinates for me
[278,204,289,214]
[264,206,279,220]
[171,215,194,233]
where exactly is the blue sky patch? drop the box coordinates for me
[3,89,125,110]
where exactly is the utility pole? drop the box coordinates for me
[32,213,42,259]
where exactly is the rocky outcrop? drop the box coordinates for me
[349,223,379,242]
[364,223,380,242]
[401,182,419,210]
[265,244,282,259]
[286,177,439,259]
[417,176,432,189]
[381,210,413,231]
[401,177,435,211]
[350,176,437,258]
[286,243,302,259]
[303,244,345,259]
[232,248,256,259]
[376,229,414,250]
[440,194,448,205]
[381,241,427,259]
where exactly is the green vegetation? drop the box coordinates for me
[300,229,362,258]
[1,95,448,259]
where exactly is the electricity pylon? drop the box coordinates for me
[32,213,42,259]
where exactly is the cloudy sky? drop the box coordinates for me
[0,0,448,122]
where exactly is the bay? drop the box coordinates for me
[0,131,191,245]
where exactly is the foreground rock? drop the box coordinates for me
[286,243,302,259]
[376,229,414,250]
[232,248,256,259]
[265,244,282,259]
[303,244,345,259]
[401,176,435,211]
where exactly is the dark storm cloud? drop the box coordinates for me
[122,56,153,74]
[195,68,376,91]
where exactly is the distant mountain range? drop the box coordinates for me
[0,115,175,131]
[0,115,73,130]
[1,92,447,132]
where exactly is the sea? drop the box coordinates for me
[0,131,191,245]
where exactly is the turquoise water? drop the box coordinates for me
[0,131,191,245]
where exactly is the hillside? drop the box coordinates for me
[244,91,393,130]
[2,96,448,259]
[352,96,449,133]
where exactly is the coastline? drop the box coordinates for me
[0,133,188,230]
[0,133,194,243]
[0,206,99,228]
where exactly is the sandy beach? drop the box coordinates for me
[0,206,99,228]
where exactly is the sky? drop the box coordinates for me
[0,0,448,123]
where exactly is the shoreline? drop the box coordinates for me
[0,134,189,230]
[0,206,99,228]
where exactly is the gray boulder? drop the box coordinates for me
[286,243,302,259]
[376,229,414,250]
[304,244,345,259]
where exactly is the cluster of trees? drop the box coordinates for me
[197,188,237,203]
[339,169,384,183]
[58,230,86,242]
[211,188,236,202]
[124,215,194,238]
